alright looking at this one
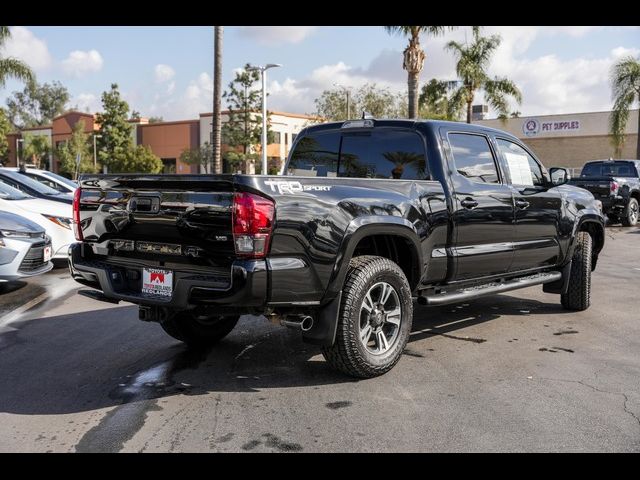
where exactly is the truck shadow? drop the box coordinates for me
[0,293,569,416]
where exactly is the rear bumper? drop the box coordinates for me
[68,243,267,309]
[599,195,626,213]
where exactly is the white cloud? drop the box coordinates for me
[236,26,317,45]
[70,93,100,113]
[0,26,52,71]
[154,64,175,83]
[61,49,104,77]
[150,72,212,120]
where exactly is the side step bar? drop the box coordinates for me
[418,271,562,306]
[78,289,121,304]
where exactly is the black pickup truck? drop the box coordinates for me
[70,119,605,378]
[569,159,640,226]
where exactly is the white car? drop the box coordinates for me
[4,167,77,194]
[0,182,74,259]
[0,210,53,281]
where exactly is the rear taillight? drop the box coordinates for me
[610,181,619,195]
[232,192,275,258]
[72,188,83,241]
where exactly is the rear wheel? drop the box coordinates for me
[561,232,592,311]
[621,198,639,226]
[321,256,413,378]
[160,312,239,347]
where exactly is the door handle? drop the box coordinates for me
[516,200,530,209]
[460,198,478,209]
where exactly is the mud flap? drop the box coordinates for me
[301,292,342,347]
[542,261,572,294]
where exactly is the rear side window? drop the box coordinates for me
[448,133,500,184]
[339,129,427,179]
[287,131,340,177]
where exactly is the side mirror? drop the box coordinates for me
[549,167,570,186]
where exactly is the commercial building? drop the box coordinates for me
[474,109,639,172]
[3,109,318,174]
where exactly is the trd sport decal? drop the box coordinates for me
[264,180,332,194]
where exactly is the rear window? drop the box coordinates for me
[287,128,427,180]
[581,161,637,177]
[287,131,339,177]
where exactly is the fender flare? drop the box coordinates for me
[322,215,424,302]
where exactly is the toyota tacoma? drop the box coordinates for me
[70,119,605,377]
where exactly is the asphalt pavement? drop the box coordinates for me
[0,227,638,452]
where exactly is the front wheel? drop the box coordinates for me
[321,256,413,378]
[622,198,639,227]
[561,232,592,311]
[160,312,239,347]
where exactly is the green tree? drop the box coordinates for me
[56,120,96,179]
[384,26,456,119]
[418,79,463,120]
[6,80,69,129]
[446,26,522,124]
[222,64,273,169]
[148,116,164,123]
[95,84,162,173]
[0,107,11,165]
[22,133,50,169]
[95,83,134,171]
[180,143,213,173]
[314,83,408,121]
[0,26,34,89]
[609,56,640,158]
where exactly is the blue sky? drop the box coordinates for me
[1,26,639,121]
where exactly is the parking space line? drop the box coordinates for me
[0,292,50,329]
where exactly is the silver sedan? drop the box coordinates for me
[0,210,53,282]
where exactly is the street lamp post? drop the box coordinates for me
[247,63,282,175]
[334,83,352,120]
[16,138,24,169]
[93,134,102,169]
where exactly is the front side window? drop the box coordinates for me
[287,130,339,177]
[496,138,545,187]
[339,129,427,179]
[448,133,500,184]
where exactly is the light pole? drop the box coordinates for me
[93,134,102,169]
[15,138,24,169]
[247,63,281,175]
[334,83,352,120]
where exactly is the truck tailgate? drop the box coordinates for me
[77,175,237,267]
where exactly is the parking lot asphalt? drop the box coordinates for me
[0,227,638,452]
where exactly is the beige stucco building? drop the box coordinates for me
[474,109,639,172]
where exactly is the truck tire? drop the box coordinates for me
[321,255,413,378]
[561,232,592,311]
[621,198,639,226]
[160,313,239,347]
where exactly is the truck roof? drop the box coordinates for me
[301,118,520,142]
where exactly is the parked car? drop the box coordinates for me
[0,182,74,260]
[0,210,53,282]
[568,159,640,226]
[0,168,73,204]
[6,167,78,194]
[69,119,605,378]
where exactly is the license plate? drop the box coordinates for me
[142,268,173,297]
[43,246,52,262]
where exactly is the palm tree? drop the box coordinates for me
[385,26,455,119]
[212,26,224,174]
[0,26,34,89]
[609,56,640,158]
[446,26,522,124]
